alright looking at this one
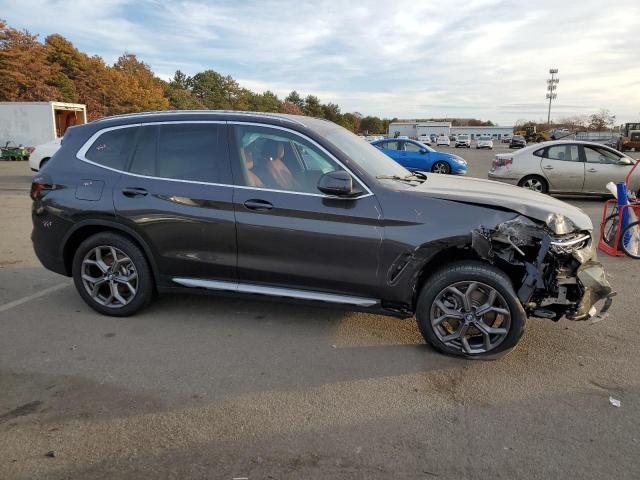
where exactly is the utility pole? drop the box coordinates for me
[546,68,559,125]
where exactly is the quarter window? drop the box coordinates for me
[545,145,579,162]
[232,124,345,194]
[85,127,136,170]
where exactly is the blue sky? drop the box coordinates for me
[2,0,639,124]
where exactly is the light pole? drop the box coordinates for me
[546,68,559,125]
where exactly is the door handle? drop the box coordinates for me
[543,165,554,170]
[587,168,598,173]
[243,199,273,211]
[122,187,148,197]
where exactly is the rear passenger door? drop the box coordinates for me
[539,144,584,192]
[112,122,237,283]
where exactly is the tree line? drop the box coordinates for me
[0,20,399,133]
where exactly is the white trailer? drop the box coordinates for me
[0,101,87,147]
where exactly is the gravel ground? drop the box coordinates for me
[1,151,639,480]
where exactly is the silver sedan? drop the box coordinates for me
[488,140,639,194]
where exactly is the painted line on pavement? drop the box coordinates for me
[0,282,71,313]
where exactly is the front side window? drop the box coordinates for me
[85,127,136,170]
[584,146,621,164]
[232,125,346,194]
[403,141,422,153]
[545,145,579,162]
[384,141,399,150]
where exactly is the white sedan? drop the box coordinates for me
[436,135,450,146]
[488,140,638,195]
[476,137,494,149]
[29,138,61,172]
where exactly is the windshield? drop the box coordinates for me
[458,135,468,139]
[310,122,410,178]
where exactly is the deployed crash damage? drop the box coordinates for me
[471,215,614,323]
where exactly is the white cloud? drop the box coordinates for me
[1,0,639,123]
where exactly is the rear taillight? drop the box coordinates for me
[30,176,53,200]
[492,157,513,168]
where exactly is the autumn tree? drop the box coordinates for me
[588,109,616,131]
[0,20,59,100]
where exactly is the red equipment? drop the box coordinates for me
[597,159,640,256]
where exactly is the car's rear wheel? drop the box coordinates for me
[72,232,154,316]
[518,175,548,193]
[416,261,526,358]
[431,161,451,174]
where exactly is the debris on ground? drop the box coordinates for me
[45,450,56,458]
[609,396,621,408]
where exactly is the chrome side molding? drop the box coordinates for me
[172,277,378,307]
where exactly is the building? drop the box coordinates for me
[387,121,451,138]
[0,101,87,147]
[450,126,514,140]
[387,120,514,140]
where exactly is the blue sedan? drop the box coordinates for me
[370,139,468,175]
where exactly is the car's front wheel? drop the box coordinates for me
[431,161,451,174]
[72,232,154,316]
[416,261,526,358]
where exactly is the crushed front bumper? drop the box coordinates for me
[566,260,615,323]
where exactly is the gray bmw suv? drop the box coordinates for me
[31,111,613,358]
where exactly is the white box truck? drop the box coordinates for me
[0,101,87,148]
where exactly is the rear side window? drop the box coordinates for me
[156,123,220,182]
[533,148,545,157]
[546,145,579,162]
[85,127,135,170]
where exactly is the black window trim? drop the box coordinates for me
[76,120,373,199]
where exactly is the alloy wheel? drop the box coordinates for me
[432,162,450,174]
[81,245,138,308]
[430,281,511,355]
[522,178,544,192]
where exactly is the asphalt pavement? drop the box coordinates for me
[1,149,639,479]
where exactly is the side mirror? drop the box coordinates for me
[618,157,632,166]
[317,171,360,197]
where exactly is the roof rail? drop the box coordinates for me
[92,110,305,126]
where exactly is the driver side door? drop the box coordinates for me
[582,145,633,194]
[397,141,427,170]
[229,123,384,300]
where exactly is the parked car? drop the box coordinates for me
[509,135,527,149]
[417,134,432,145]
[502,136,512,144]
[455,134,471,148]
[488,140,639,194]
[476,136,494,150]
[28,138,62,172]
[31,111,612,358]
[371,139,467,175]
[436,135,450,147]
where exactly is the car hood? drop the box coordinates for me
[415,175,593,233]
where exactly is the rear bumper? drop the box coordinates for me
[487,172,519,185]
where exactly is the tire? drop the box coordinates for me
[518,175,548,194]
[416,261,526,358]
[620,221,640,259]
[72,232,154,316]
[602,213,619,246]
[431,161,451,175]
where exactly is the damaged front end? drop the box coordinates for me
[472,215,614,323]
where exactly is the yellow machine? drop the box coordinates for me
[617,123,640,152]
[514,126,551,143]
